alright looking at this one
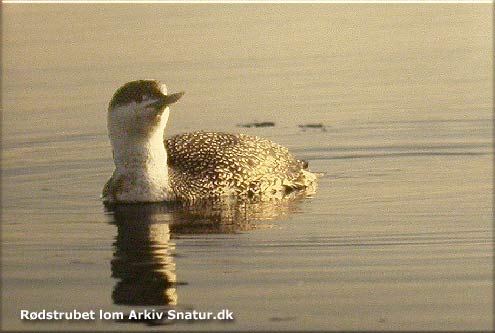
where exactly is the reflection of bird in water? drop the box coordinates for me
[111,216,177,306]
[168,198,302,233]
[102,80,318,203]
[107,196,306,307]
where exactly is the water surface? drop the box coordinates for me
[2,4,493,331]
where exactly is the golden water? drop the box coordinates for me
[2,4,492,331]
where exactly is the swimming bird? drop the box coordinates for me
[102,80,317,203]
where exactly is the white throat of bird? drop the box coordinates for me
[108,102,172,201]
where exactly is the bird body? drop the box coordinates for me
[166,131,316,201]
[102,80,317,204]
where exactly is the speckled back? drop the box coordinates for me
[165,132,313,201]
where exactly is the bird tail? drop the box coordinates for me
[283,169,318,196]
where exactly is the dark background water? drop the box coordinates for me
[2,4,493,331]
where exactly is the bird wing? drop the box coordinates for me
[165,132,305,199]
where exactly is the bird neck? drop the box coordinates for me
[111,129,171,189]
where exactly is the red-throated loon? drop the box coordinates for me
[102,80,317,203]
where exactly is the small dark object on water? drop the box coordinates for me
[237,121,275,128]
[298,123,327,131]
